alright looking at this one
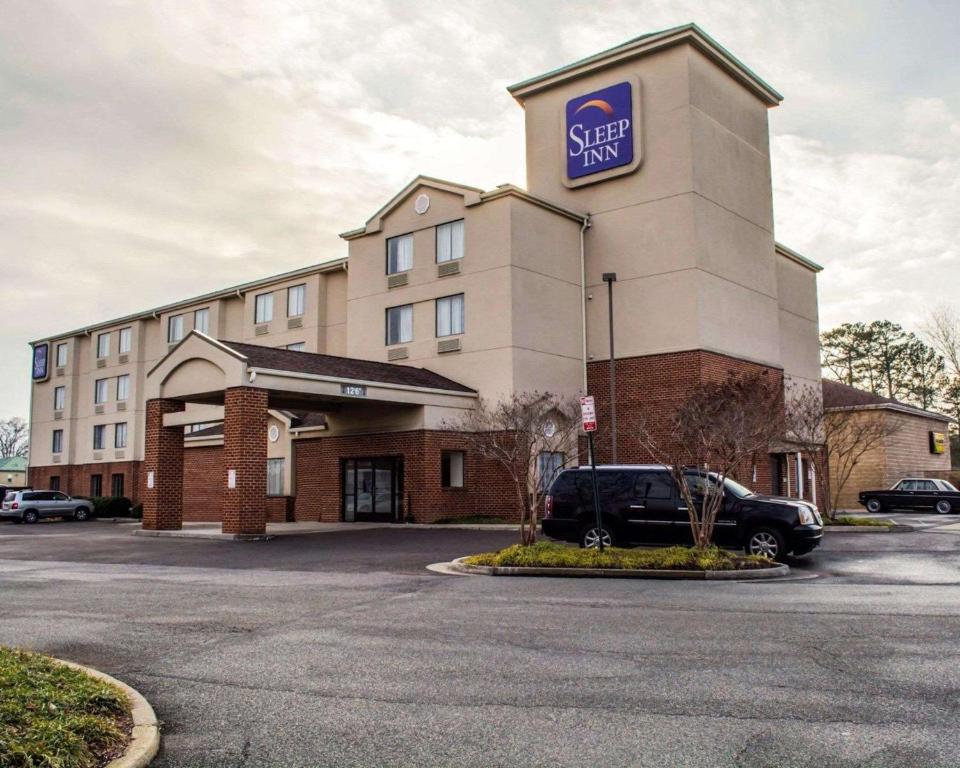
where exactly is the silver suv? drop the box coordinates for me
[1,490,94,524]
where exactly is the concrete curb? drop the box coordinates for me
[823,524,913,533]
[449,557,790,580]
[55,659,160,768]
[133,528,275,541]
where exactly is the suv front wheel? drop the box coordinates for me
[74,507,90,521]
[581,525,615,549]
[746,527,786,562]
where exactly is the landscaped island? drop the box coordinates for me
[0,647,131,768]
[463,542,776,571]
[824,516,894,527]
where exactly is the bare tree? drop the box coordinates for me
[443,392,582,545]
[785,384,833,517]
[822,409,902,512]
[0,417,28,458]
[634,371,785,549]
[923,305,960,378]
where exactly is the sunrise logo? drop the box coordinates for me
[565,82,634,180]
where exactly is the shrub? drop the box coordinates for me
[130,504,143,520]
[464,541,774,571]
[825,515,892,527]
[88,496,133,517]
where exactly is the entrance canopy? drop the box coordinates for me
[146,331,478,412]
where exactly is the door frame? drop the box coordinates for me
[341,456,404,523]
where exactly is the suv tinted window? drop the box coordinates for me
[549,472,578,498]
[22,492,38,501]
[3,491,15,502]
[574,471,634,503]
[637,472,674,499]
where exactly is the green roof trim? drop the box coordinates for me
[0,456,27,472]
[507,23,783,106]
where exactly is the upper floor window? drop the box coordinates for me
[96,333,110,359]
[52,429,63,454]
[118,327,132,354]
[116,374,130,401]
[56,343,68,368]
[114,422,128,449]
[54,386,65,411]
[93,424,105,450]
[287,285,305,317]
[255,292,274,324]
[436,220,464,263]
[286,342,306,352]
[436,294,464,337]
[94,379,109,404]
[194,308,209,335]
[168,314,184,343]
[386,304,413,346]
[387,234,413,275]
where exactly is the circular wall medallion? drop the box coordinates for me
[268,425,280,443]
[542,420,557,438]
[414,193,430,215]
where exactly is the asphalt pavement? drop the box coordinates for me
[1,515,959,767]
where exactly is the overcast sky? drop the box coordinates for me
[2,0,958,420]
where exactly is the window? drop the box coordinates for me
[50,476,60,491]
[637,472,675,499]
[538,451,565,491]
[286,342,306,352]
[94,378,109,404]
[436,294,464,337]
[52,429,63,454]
[166,314,183,343]
[116,374,130,401]
[267,458,284,496]
[386,305,413,345]
[118,327,132,354]
[54,386,65,411]
[441,451,465,488]
[111,473,124,497]
[386,234,413,274]
[56,343,68,367]
[918,480,938,491]
[93,425,105,450]
[194,308,209,335]
[90,474,103,497]
[287,284,305,317]
[114,422,127,449]
[96,332,110,358]
[436,220,464,263]
[254,292,274,324]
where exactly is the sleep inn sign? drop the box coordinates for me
[564,80,642,187]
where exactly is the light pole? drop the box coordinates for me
[602,272,617,463]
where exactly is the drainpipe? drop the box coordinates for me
[796,451,804,500]
[579,216,591,393]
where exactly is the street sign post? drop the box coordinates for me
[580,396,605,552]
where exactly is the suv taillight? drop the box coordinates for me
[544,495,553,518]
[11,501,18,510]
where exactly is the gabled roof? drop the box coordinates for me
[507,23,783,107]
[0,457,27,472]
[340,175,587,241]
[822,380,951,422]
[220,340,476,394]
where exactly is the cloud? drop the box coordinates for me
[0,0,958,419]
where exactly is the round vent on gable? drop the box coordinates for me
[268,425,280,443]
[414,193,430,215]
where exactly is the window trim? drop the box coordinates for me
[92,424,105,451]
[94,378,109,405]
[114,422,127,449]
[254,292,274,324]
[96,332,110,359]
[52,429,63,454]
[267,458,285,497]
[53,385,65,411]
[56,343,68,367]
[435,219,465,263]
[386,232,414,275]
[435,293,465,338]
[193,307,210,335]
[167,314,184,343]
[116,374,130,402]
[385,303,414,346]
[286,284,305,318]
[90,473,103,497]
[441,450,466,489]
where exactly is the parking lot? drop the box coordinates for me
[2,517,960,767]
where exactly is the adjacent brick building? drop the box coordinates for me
[27,24,826,534]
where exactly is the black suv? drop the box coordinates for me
[541,465,823,561]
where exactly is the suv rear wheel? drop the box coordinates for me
[746,527,786,562]
[581,525,615,549]
[865,498,882,513]
[22,510,39,524]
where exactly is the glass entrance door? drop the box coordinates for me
[342,457,403,522]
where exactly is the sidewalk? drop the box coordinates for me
[132,520,519,541]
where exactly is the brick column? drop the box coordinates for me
[142,398,186,530]
[222,387,268,535]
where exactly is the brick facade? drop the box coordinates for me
[222,387,268,534]
[586,350,787,495]
[183,446,224,522]
[28,460,142,501]
[142,398,186,530]
[293,430,524,524]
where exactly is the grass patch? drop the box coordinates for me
[825,516,893,527]
[432,515,512,525]
[0,647,131,768]
[463,541,775,571]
